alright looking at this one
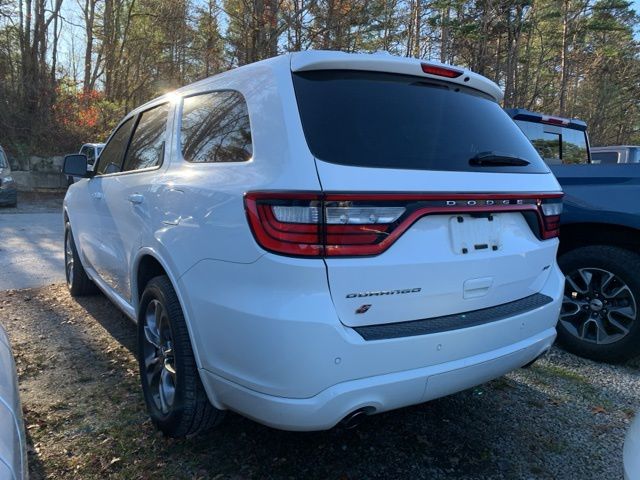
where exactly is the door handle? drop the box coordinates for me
[91,192,103,200]
[128,193,144,205]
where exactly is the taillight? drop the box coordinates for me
[245,193,323,256]
[245,192,563,257]
[420,63,464,78]
[539,197,563,239]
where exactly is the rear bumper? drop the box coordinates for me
[200,327,555,431]
[180,255,564,430]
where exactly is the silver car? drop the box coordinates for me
[0,323,27,479]
[591,145,640,164]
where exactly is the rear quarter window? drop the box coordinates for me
[180,91,252,163]
[292,70,549,174]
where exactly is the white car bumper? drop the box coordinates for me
[180,255,564,431]
[200,327,555,430]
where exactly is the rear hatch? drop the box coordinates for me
[289,66,562,328]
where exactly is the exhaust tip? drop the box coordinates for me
[339,408,370,430]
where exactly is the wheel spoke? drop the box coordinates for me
[144,300,162,348]
[600,271,615,292]
[578,318,594,340]
[566,275,588,295]
[603,284,631,300]
[560,298,587,319]
[144,325,161,349]
[607,315,631,335]
[608,305,636,320]
[159,368,175,414]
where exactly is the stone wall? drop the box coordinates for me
[8,156,68,191]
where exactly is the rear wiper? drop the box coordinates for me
[469,152,531,167]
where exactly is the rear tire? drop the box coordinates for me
[558,245,640,363]
[64,223,97,296]
[138,276,224,437]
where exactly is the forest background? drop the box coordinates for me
[0,0,638,158]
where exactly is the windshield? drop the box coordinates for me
[514,120,589,165]
[292,70,549,174]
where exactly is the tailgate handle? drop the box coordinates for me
[463,277,493,299]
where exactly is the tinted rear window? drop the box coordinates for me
[292,71,548,173]
[514,120,589,165]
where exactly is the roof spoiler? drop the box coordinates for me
[504,108,587,132]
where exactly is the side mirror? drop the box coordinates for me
[63,154,90,177]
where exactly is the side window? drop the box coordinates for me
[591,151,619,164]
[123,103,170,172]
[96,118,136,175]
[81,146,95,164]
[181,91,252,163]
[0,150,6,168]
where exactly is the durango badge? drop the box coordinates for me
[346,288,421,299]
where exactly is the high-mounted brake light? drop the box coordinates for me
[245,192,563,257]
[541,115,570,126]
[420,63,463,79]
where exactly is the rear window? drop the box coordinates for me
[514,120,589,165]
[292,70,549,174]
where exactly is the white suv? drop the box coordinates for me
[63,51,565,437]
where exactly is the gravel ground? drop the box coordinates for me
[1,284,638,479]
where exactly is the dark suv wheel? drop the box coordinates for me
[558,245,640,362]
[138,276,224,437]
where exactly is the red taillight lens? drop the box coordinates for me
[539,197,563,239]
[420,63,464,78]
[245,193,407,257]
[245,192,563,257]
[245,193,324,256]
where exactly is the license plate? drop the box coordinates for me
[449,214,502,255]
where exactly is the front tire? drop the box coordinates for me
[138,276,224,437]
[64,223,97,296]
[558,245,640,362]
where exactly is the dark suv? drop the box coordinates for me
[507,109,640,362]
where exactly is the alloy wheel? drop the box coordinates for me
[64,232,74,287]
[142,299,177,416]
[561,268,637,345]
